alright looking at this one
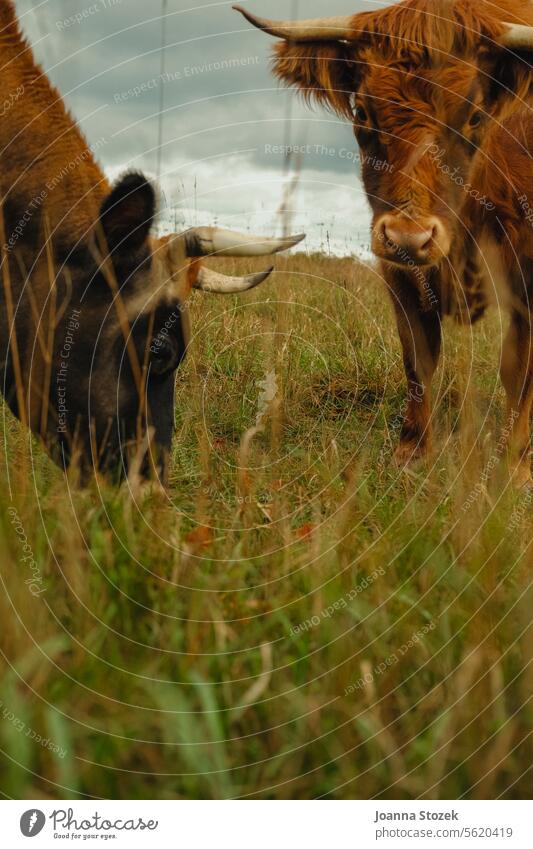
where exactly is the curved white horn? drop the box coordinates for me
[233,4,355,41]
[185,227,305,257]
[499,22,533,50]
[194,266,274,294]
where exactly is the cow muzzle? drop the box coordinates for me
[372,214,451,268]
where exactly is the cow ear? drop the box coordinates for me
[99,172,156,254]
[272,41,359,119]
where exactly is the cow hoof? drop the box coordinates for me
[393,442,427,468]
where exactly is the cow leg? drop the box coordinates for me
[389,279,442,465]
[500,310,533,487]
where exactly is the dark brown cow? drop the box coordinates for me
[0,0,304,481]
[235,0,533,484]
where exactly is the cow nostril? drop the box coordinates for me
[425,224,439,247]
[420,228,436,254]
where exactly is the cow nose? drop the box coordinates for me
[383,220,435,256]
[377,214,450,265]
[373,215,451,265]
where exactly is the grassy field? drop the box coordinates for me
[0,252,531,800]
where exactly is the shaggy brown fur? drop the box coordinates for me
[272,0,530,117]
[0,1,109,246]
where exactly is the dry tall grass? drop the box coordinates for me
[0,253,531,799]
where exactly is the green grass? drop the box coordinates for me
[0,252,531,799]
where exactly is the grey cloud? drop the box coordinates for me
[14,0,387,251]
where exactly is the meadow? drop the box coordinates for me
[0,251,530,800]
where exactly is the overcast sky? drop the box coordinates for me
[15,0,390,253]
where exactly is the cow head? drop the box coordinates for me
[15,172,304,481]
[235,0,533,269]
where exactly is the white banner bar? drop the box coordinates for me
[2,800,529,847]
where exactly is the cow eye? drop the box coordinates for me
[469,110,483,128]
[150,336,181,376]
[354,105,369,124]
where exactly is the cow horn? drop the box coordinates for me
[233,4,355,41]
[499,22,533,50]
[194,267,274,294]
[185,227,305,257]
